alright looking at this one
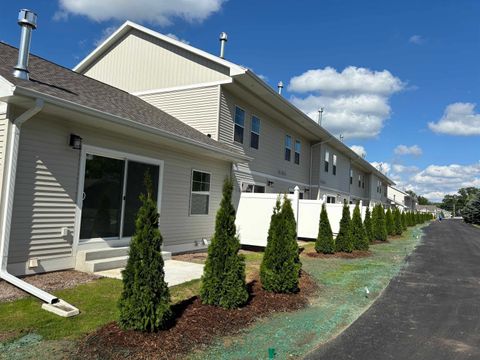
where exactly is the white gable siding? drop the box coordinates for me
[83,29,231,93]
[139,85,220,140]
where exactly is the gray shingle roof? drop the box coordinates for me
[0,42,244,158]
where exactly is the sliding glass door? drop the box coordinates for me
[79,152,160,240]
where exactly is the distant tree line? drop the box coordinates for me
[438,187,480,217]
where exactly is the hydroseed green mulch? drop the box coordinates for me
[190,225,426,360]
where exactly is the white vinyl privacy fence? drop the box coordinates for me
[236,186,368,247]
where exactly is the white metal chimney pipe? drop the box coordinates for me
[13,9,37,80]
[277,81,284,95]
[219,32,228,58]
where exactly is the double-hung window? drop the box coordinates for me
[294,140,301,165]
[358,174,361,187]
[191,170,211,215]
[350,169,353,184]
[333,154,337,175]
[250,116,260,149]
[234,107,245,144]
[362,176,365,189]
[324,151,330,172]
[285,135,292,161]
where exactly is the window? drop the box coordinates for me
[362,176,365,189]
[234,107,245,144]
[358,174,361,188]
[249,116,260,149]
[333,154,337,175]
[241,183,266,193]
[324,151,330,172]
[285,135,292,161]
[294,140,301,165]
[350,169,353,185]
[326,196,336,204]
[191,170,211,215]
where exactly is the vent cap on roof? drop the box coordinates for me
[219,32,228,58]
[13,9,37,80]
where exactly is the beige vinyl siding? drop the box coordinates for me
[350,165,369,200]
[318,144,351,196]
[139,85,220,140]
[219,88,311,193]
[0,102,8,201]
[83,29,230,93]
[7,111,230,272]
[8,114,78,264]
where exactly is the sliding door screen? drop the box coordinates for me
[80,153,160,240]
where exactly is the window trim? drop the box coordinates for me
[294,139,301,165]
[240,181,266,193]
[324,150,330,172]
[74,145,164,254]
[250,115,261,149]
[285,134,292,162]
[358,174,362,188]
[233,105,245,144]
[333,154,337,176]
[350,169,353,185]
[190,169,212,216]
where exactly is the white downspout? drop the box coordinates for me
[0,98,59,304]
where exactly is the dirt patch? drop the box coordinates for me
[371,239,390,245]
[0,270,100,303]
[74,272,317,360]
[305,250,372,259]
[0,331,19,343]
[172,252,208,264]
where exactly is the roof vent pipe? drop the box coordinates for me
[13,9,37,80]
[277,81,284,95]
[318,107,324,125]
[219,32,227,58]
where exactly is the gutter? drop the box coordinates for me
[12,86,252,164]
[0,98,79,316]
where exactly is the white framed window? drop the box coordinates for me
[350,169,353,184]
[358,174,361,187]
[324,151,330,172]
[333,154,337,175]
[362,176,365,189]
[234,106,245,144]
[326,195,336,204]
[285,135,292,161]
[241,182,266,193]
[294,140,301,165]
[190,170,211,215]
[250,116,260,149]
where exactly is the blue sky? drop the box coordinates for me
[1,0,479,201]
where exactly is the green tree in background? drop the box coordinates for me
[385,208,395,236]
[364,206,373,242]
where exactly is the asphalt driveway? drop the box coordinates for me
[306,220,480,360]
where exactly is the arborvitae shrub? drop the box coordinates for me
[394,208,403,235]
[364,206,373,242]
[385,208,395,236]
[315,203,335,254]
[463,194,480,224]
[351,204,369,251]
[401,211,407,231]
[335,202,353,252]
[261,196,301,293]
[119,173,172,332]
[374,205,388,241]
[200,178,248,309]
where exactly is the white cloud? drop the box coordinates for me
[165,33,190,44]
[288,66,405,139]
[394,144,422,156]
[55,0,226,26]
[409,35,425,45]
[94,26,118,46]
[379,161,480,202]
[428,103,480,136]
[350,145,367,158]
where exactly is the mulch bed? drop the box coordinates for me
[74,272,318,360]
[305,250,372,259]
[371,239,390,244]
[0,270,100,303]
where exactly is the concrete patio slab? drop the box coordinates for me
[95,260,204,287]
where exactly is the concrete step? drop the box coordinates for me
[75,248,172,273]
